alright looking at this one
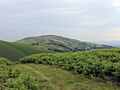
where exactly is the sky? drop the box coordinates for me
[0,0,120,42]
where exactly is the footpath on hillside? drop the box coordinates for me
[16,64,120,90]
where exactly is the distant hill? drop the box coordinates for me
[0,40,51,61]
[16,35,113,52]
[94,40,120,47]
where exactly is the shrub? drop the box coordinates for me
[20,48,120,83]
[0,57,40,90]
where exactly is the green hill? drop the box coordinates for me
[0,40,51,61]
[16,35,113,52]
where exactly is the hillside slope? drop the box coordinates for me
[20,48,120,83]
[16,35,112,52]
[0,40,51,61]
[1,57,119,90]
[17,64,120,90]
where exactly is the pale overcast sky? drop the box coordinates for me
[0,0,120,41]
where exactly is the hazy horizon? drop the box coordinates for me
[0,0,120,42]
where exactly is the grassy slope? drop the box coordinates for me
[16,35,112,52]
[20,48,120,83]
[17,64,120,90]
[0,40,51,61]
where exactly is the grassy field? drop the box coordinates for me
[16,64,120,90]
[0,40,51,61]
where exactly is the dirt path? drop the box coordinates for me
[22,65,50,81]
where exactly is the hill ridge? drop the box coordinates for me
[16,35,113,52]
[0,40,51,60]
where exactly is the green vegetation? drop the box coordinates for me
[20,48,120,84]
[0,57,40,90]
[16,64,120,90]
[0,37,119,90]
[0,40,52,61]
[1,47,120,90]
[16,35,112,52]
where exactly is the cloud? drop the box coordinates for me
[110,0,120,7]
[0,0,120,41]
[0,0,29,5]
[102,28,120,40]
